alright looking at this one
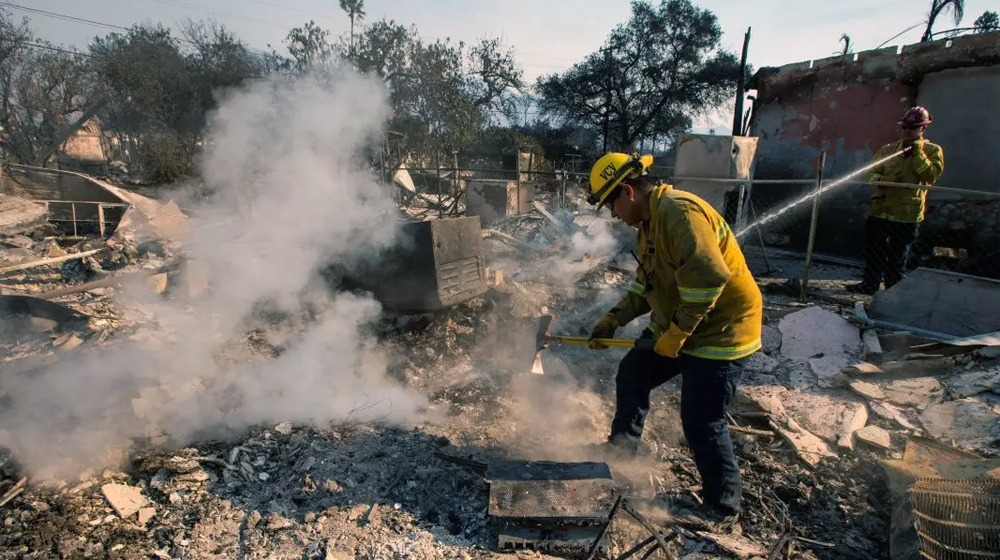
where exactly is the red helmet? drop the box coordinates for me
[899,106,932,127]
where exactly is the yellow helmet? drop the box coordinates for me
[587,152,654,208]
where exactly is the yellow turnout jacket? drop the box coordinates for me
[608,184,763,360]
[866,139,944,223]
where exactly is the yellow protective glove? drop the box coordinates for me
[588,314,619,350]
[653,324,690,358]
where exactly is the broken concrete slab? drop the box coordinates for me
[778,306,860,387]
[837,403,869,450]
[769,415,838,468]
[101,483,149,518]
[137,507,155,525]
[849,380,887,401]
[882,378,943,409]
[856,425,892,450]
[778,305,859,358]
[869,400,920,431]
[871,268,1000,339]
[782,392,867,445]
[919,399,1000,451]
[736,386,788,417]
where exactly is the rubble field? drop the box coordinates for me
[2,194,999,560]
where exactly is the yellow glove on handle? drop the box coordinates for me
[588,314,619,350]
[653,323,690,358]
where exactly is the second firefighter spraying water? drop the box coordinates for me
[847,106,945,295]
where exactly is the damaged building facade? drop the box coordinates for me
[746,31,1000,277]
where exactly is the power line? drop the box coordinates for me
[5,1,578,75]
[10,38,92,57]
[145,0,294,33]
[0,2,128,32]
[243,0,341,24]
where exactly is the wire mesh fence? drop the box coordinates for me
[389,163,999,283]
[739,180,1000,282]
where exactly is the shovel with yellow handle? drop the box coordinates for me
[531,314,655,374]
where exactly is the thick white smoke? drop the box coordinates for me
[0,68,428,476]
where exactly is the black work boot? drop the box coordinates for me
[672,504,741,534]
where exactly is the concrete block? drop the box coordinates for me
[856,425,892,450]
[101,483,149,518]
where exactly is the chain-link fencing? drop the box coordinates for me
[390,163,999,285]
[736,180,1000,283]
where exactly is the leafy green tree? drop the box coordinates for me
[285,20,332,72]
[346,19,522,161]
[535,0,742,153]
[974,10,999,32]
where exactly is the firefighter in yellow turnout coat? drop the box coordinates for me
[586,152,762,524]
[848,106,945,294]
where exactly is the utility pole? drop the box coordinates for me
[731,27,751,136]
[602,47,612,153]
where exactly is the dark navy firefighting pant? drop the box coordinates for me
[609,328,745,516]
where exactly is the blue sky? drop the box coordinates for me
[14,0,997,130]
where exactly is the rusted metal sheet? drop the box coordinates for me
[486,460,615,558]
[488,478,616,520]
[333,216,487,312]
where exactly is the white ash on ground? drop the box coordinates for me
[6,203,999,560]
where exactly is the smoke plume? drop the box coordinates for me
[0,69,429,476]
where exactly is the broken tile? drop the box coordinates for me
[856,425,892,450]
[882,378,943,409]
[849,380,887,401]
[138,508,155,525]
[101,483,148,519]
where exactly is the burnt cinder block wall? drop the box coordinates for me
[747,31,1000,260]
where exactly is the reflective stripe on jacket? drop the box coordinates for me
[866,139,944,223]
[608,184,763,360]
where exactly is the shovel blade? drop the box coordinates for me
[531,350,545,375]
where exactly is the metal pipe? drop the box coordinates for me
[748,201,773,274]
[732,27,751,136]
[801,150,827,301]
[846,316,958,342]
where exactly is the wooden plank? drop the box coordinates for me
[97,204,105,237]
[0,248,104,274]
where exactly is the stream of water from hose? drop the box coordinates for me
[735,150,903,239]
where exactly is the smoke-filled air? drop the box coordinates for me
[0,69,430,477]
